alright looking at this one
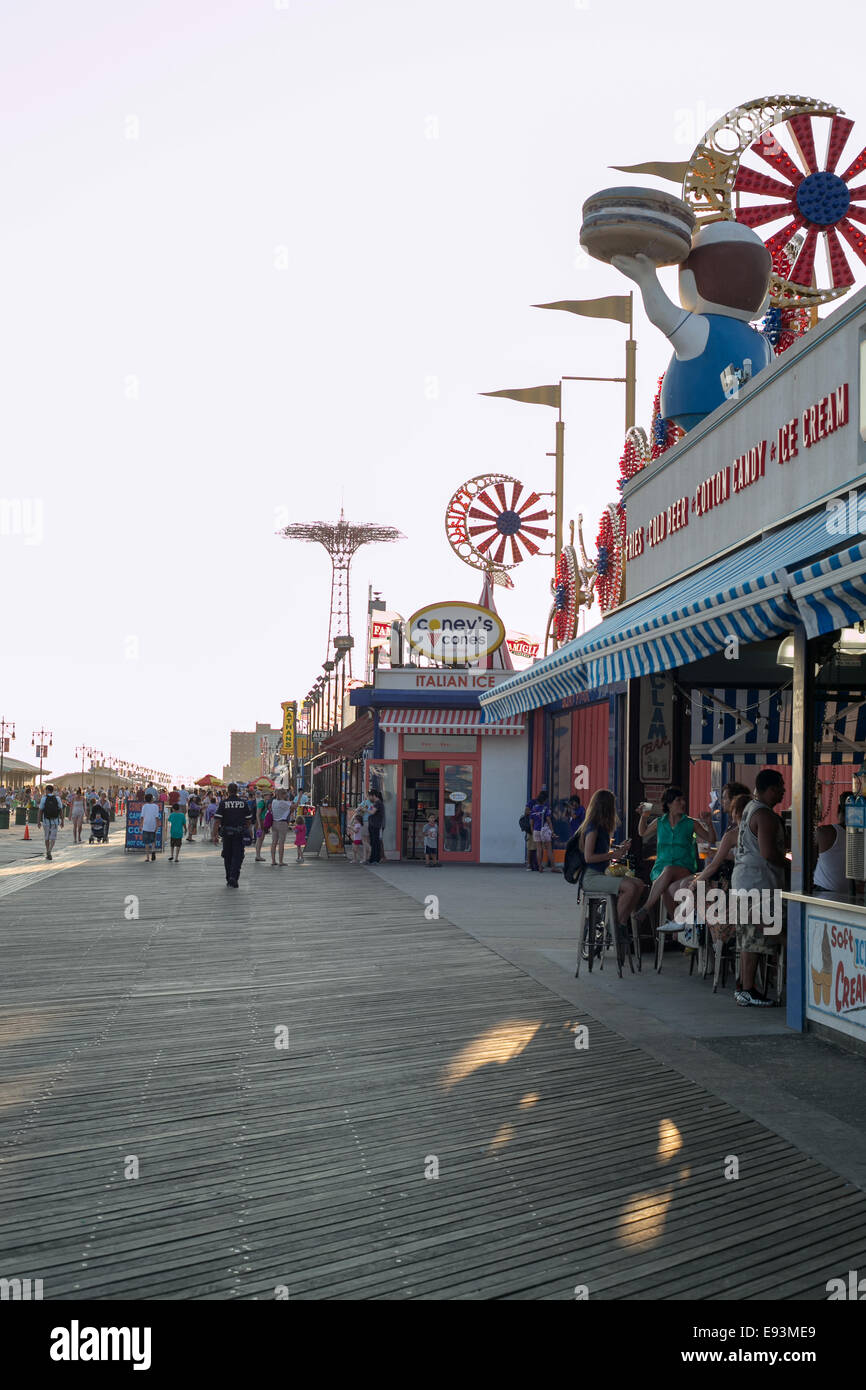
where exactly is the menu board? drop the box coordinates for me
[305,806,344,857]
[125,801,164,853]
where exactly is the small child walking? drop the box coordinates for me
[423,812,439,867]
[350,815,363,863]
[168,805,186,862]
[294,816,307,862]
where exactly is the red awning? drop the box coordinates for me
[378,709,524,735]
[317,714,375,762]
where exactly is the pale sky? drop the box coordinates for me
[3,0,864,781]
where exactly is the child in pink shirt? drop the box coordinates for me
[350,815,363,863]
[294,817,307,861]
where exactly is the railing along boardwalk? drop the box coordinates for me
[1,841,865,1299]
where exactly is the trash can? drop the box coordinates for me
[15,807,26,826]
[0,809,9,829]
[28,806,38,824]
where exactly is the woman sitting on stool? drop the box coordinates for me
[635,786,714,924]
[578,790,639,927]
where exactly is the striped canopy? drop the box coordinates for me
[787,537,866,637]
[379,709,525,735]
[480,509,865,719]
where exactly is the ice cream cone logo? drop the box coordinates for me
[811,923,833,1006]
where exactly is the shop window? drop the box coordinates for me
[443,764,473,854]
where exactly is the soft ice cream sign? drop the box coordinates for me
[807,912,866,1042]
[408,602,505,665]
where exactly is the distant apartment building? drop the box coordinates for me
[223,723,282,783]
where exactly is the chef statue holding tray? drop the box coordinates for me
[580,187,773,433]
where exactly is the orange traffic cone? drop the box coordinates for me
[23,822,30,840]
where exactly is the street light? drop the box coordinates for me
[0,716,15,788]
[334,635,354,731]
[323,661,335,735]
[31,728,53,788]
[481,293,636,643]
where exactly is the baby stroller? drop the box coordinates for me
[89,811,109,844]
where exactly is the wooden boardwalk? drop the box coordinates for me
[2,837,866,1299]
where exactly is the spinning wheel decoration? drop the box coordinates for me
[682,96,866,307]
[445,474,552,584]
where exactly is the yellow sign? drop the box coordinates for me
[281,702,297,756]
[296,735,311,760]
[320,805,344,856]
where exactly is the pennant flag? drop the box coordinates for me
[480,384,560,408]
[610,160,690,183]
[534,296,632,325]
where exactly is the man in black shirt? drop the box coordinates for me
[214,783,253,887]
[367,792,385,864]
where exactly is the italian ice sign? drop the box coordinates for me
[806,912,866,1042]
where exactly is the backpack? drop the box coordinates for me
[43,794,60,820]
[519,813,531,833]
[563,829,587,886]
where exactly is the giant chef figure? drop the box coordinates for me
[612,221,773,433]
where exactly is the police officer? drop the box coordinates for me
[214,782,253,887]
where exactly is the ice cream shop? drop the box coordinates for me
[475,78,866,1052]
[350,598,529,863]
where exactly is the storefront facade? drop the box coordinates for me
[481,283,866,1050]
[352,669,528,863]
[522,684,627,834]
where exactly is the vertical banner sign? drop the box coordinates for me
[281,702,296,756]
[639,674,673,785]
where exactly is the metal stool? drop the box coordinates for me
[654,900,681,972]
[755,941,787,1003]
[710,930,736,992]
[576,888,633,978]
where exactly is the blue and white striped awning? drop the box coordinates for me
[786,538,866,638]
[480,508,860,720]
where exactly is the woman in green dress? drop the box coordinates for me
[636,786,714,921]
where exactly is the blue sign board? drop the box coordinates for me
[125,801,164,853]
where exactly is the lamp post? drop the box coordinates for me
[334,636,354,732]
[481,292,636,643]
[323,661,335,736]
[31,728,53,788]
[0,716,15,789]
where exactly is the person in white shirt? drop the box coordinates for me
[178,785,189,808]
[269,794,293,866]
[140,793,161,862]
